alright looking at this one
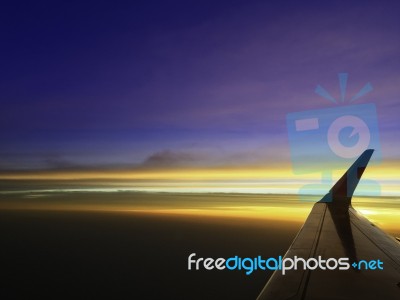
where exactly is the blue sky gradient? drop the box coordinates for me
[1,0,399,170]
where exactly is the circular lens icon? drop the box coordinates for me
[327,115,370,159]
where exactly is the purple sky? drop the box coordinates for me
[1,0,399,170]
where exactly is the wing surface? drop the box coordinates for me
[257,149,400,300]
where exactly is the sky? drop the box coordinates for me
[0,0,399,194]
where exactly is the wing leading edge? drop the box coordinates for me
[257,149,400,300]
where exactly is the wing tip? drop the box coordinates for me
[319,149,374,205]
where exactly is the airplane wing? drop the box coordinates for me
[257,149,400,300]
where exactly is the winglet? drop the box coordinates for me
[319,149,374,206]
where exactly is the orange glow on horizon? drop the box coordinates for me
[0,161,399,196]
[0,160,399,181]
